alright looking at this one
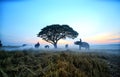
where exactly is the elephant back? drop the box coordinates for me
[81,42,89,48]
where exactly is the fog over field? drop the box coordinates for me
[0,44,120,54]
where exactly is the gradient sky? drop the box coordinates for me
[0,0,120,46]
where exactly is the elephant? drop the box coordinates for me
[74,41,90,50]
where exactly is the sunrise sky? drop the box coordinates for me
[0,0,120,46]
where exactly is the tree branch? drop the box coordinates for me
[43,39,54,44]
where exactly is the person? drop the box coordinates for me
[35,42,40,48]
[80,38,82,43]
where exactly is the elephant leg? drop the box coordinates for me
[79,45,81,50]
[87,47,89,50]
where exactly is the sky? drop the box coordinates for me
[0,0,120,46]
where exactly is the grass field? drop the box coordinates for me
[0,49,120,77]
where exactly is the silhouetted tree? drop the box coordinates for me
[0,40,2,47]
[37,24,78,48]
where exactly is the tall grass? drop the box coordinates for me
[0,49,119,77]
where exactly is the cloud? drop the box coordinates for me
[84,32,120,44]
[109,38,120,41]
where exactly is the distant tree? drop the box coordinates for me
[0,40,2,47]
[37,24,78,48]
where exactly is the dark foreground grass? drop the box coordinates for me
[0,49,119,77]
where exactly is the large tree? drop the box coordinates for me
[37,24,78,48]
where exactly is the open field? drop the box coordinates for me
[0,49,120,77]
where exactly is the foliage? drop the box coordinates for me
[0,49,119,77]
[37,24,78,48]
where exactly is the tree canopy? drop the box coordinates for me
[37,24,78,48]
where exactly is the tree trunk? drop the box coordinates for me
[53,43,57,49]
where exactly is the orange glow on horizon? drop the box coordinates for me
[84,32,120,44]
[25,32,120,45]
[26,38,73,45]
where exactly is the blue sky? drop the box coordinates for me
[0,0,120,46]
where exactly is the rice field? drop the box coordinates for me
[0,49,120,77]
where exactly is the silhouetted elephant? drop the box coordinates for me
[74,39,90,50]
[35,42,40,48]
[65,44,68,49]
[45,45,49,48]
[74,41,89,50]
